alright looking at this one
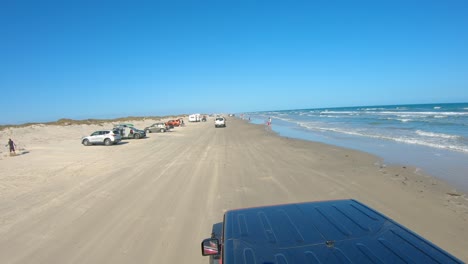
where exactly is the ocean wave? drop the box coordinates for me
[318,110,468,117]
[434,106,441,109]
[274,116,296,123]
[358,108,387,111]
[381,111,468,116]
[296,123,468,153]
[381,117,414,123]
[416,130,460,139]
[391,138,468,153]
[319,115,341,118]
[320,111,357,114]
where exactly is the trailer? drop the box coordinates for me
[189,114,201,122]
[201,199,462,263]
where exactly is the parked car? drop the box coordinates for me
[166,123,174,130]
[114,124,146,139]
[201,199,463,264]
[165,119,181,127]
[82,129,121,146]
[214,117,226,128]
[144,122,169,133]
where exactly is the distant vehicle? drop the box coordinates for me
[115,123,134,127]
[166,123,174,130]
[165,119,181,127]
[82,129,121,146]
[202,115,207,122]
[189,114,201,122]
[201,199,463,264]
[113,123,133,130]
[214,117,226,128]
[114,124,146,139]
[144,122,169,133]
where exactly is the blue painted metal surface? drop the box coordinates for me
[222,199,462,264]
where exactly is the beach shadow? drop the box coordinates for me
[4,150,29,157]
[85,142,129,146]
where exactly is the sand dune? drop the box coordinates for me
[0,117,467,263]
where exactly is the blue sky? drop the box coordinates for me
[1,0,467,124]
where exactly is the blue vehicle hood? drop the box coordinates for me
[222,199,462,264]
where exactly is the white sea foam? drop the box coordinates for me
[317,110,468,118]
[319,115,341,118]
[434,106,441,109]
[416,130,459,139]
[274,116,295,122]
[380,111,467,116]
[296,122,468,153]
[382,117,414,122]
[319,111,358,115]
[359,108,386,111]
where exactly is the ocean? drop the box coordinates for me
[243,103,468,193]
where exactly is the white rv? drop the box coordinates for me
[189,114,201,122]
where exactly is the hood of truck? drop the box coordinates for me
[222,199,461,263]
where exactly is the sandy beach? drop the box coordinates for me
[0,117,467,263]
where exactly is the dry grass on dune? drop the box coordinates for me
[0,115,189,131]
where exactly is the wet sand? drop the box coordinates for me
[0,117,467,263]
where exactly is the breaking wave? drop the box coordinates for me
[296,122,468,153]
[416,130,460,139]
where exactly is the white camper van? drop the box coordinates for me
[189,114,201,122]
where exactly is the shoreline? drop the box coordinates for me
[244,118,468,261]
[0,116,467,262]
[249,117,468,194]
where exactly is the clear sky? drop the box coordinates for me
[1,0,467,124]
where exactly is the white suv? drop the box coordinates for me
[82,130,122,146]
[215,117,226,128]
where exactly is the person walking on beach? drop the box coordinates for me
[266,117,272,129]
[7,138,16,155]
